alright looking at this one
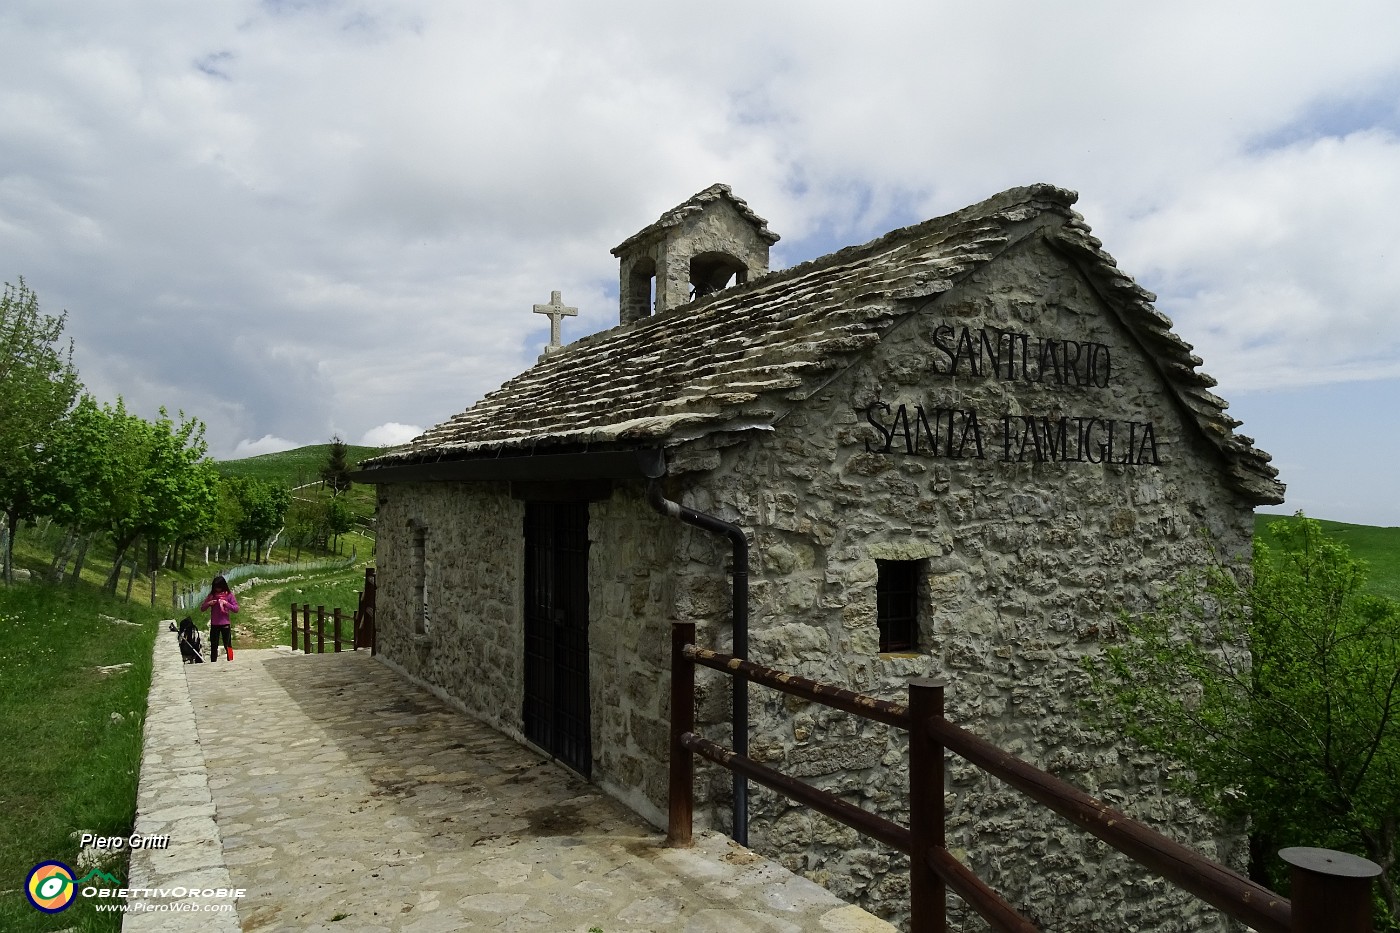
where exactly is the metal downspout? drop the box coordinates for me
[645,477,751,846]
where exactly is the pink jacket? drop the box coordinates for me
[201,591,240,627]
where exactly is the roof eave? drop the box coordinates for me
[350,447,666,485]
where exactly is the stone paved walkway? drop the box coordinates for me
[126,633,896,932]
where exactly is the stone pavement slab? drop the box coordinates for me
[127,634,896,932]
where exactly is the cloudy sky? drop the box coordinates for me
[3,1,1400,524]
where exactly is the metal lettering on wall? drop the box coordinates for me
[930,325,1113,387]
[860,326,1161,467]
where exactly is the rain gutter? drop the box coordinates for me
[642,456,752,847]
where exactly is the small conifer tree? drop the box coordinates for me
[320,436,353,497]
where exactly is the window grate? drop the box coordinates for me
[877,559,920,652]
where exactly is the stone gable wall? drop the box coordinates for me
[667,239,1249,930]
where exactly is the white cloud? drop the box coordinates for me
[231,435,300,459]
[359,422,422,448]
[1111,130,1400,392]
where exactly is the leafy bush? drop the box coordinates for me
[1086,515,1399,927]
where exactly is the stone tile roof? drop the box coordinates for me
[364,183,1284,505]
[611,183,781,256]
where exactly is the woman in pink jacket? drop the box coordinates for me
[200,574,240,662]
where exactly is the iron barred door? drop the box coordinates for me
[523,502,592,776]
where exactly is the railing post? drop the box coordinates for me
[333,608,342,652]
[365,572,377,656]
[908,679,947,933]
[668,621,696,847]
[290,604,298,649]
[316,605,325,654]
[302,603,311,654]
[353,590,363,650]
[1281,847,1381,933]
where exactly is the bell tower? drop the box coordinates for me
[611,184,780,325]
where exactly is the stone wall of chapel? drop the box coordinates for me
[374,480,705,825]
[586,485,689,825]
[682,240,1252,931]
[373,482,527,741]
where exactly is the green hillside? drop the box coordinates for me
[1255,512,1400,602]
[217,442,382,485]
[217,443,383,541]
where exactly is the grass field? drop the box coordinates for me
[0,584,158,932]
[233,563,372,649]
[1255,512,1400,602]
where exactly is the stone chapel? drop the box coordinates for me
[354,183,1285,930]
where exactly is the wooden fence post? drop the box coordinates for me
[909,679,947,933]
[1281,847,1381,933]
[316,606,325,654]
[290,604,298,649]
[333,608,342,652]
[668,621,696,848]
[302,603,311,654]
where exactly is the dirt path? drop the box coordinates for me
[233,583,292,648]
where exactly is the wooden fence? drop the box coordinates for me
[290,567,376,655]
[667,621,1383,933]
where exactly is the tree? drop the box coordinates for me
[227,477,290,563]
[320,435,353,497]
[1085,515,1400,927]
[285,496,323,560]
[0,279,80,582]
[91,399,156,592]
[34,394,111,581]
[325,496,354,554]
[139,408,219,572]
[208,479,245,562]
[87,402,217,594]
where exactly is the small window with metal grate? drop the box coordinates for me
[876,559,920,653]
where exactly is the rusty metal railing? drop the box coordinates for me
[666,621,1382,932]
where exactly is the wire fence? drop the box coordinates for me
[174,548,359,609]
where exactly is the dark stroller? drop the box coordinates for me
[172,616,204,663]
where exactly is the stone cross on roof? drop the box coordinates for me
[533,290,577,355]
